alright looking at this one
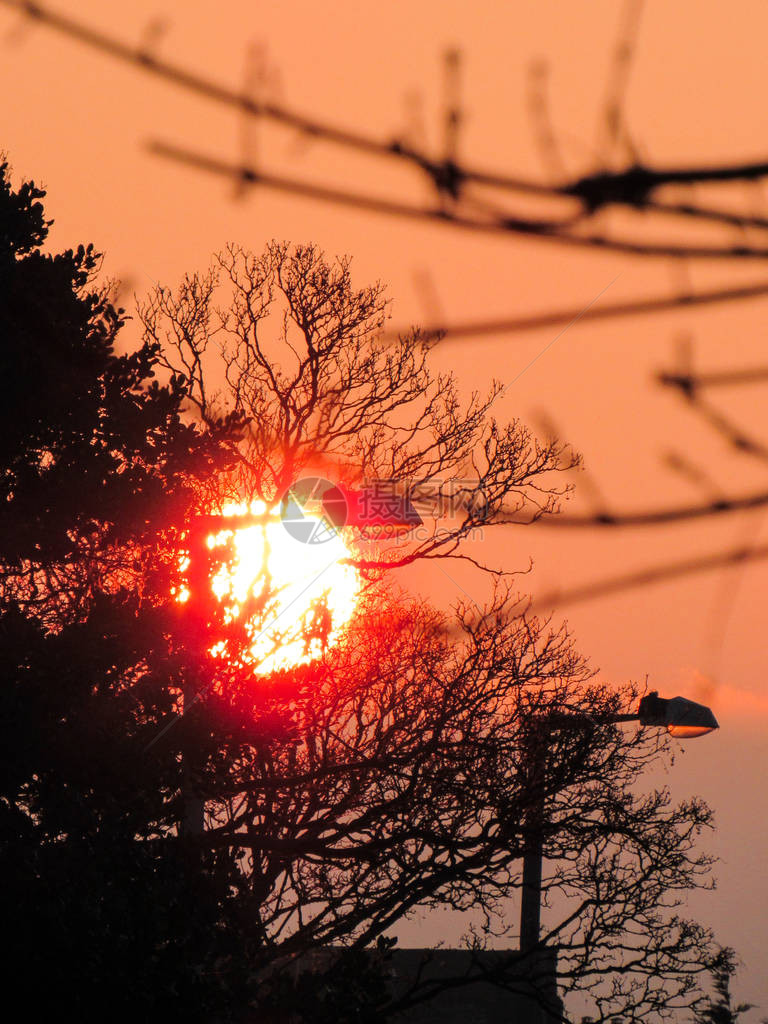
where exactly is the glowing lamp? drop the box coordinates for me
[638,691,719,738]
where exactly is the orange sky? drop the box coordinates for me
[2,0,766,1011]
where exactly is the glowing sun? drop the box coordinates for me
[180,500,360,674]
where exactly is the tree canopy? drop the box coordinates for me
[0,162,723,1022]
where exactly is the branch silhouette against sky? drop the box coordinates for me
[7,0,768,259]
[5,0,768,609]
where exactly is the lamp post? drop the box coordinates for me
[518,691,719,953]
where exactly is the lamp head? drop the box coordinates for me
[638,691,719,738]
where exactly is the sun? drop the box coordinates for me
[178,500,360,674]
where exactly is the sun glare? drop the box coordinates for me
[179,500,360,674]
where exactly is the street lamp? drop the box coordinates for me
[519,691,718,954]
[636,690,719,738]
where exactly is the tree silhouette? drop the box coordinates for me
[135,240,719,1021]
[695,948,755,1024]
[0,160,257,1020]
[0,165,723,1021]
[138,241,572,578]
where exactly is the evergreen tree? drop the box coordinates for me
[0,161,252,1020]
[696,948,754,1024]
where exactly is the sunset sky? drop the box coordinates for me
[2,0,766,1011]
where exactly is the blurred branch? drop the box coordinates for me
[498,338,768,530]
[661,450,726,504]
[562,160,768,210]
[440,48,463,193]
[146,139,768,261]
[8,0,768,262]
[440,542,768,632]
[9,0,768,580]
[383,280,768,343]
[503,488,768,528]
[595,0,645,165]
[0,0,557,199]
[656,338,768,462]
[658,366,768,390]
[533,542,768,610]
[526,58,569,180]
[144,139,564,233]
[641,197,768,232]
[677,395,768,462]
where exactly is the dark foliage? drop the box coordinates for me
[0,163,252,1021]
[695,948,755,1024]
